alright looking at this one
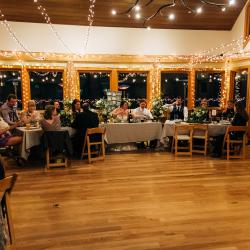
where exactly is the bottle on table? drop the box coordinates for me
[128,110,133,123]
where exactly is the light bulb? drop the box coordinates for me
[168,13,175,20]
[111,9,117,15]
[135,13,141,19]
[221,7,226,12]
[229,0,235,6]
[135,5,140,11]
[196,7,202,14]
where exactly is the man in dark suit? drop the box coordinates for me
[71,102,99,157]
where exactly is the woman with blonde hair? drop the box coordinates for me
[21,100,41,125]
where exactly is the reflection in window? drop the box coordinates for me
[195,72,222,107]
[0,70,22,109]
[80,72,110,100]
[118,72,147,100]
[234,70,248,106]
[161,72,188,105]
[29,71,63,110]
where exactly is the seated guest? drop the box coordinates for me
[72,99,82,119]
[211,100,249,157]
[71,102,99,156]
[231,100,249,126]
[133,100,153,120]
[54,101,61,115]
[222,100,235,120]
[41,105,61,131]
[21,100,41,125]
[0,116,22,147]
[163,96,188,121]
[111,101,129,121]
[0,94,20,125]
[200,98,208,109]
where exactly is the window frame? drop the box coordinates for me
[244,1,250,48]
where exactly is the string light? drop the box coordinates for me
[0,9,45,61]
[33,0,73,54]
[83,0,96,54]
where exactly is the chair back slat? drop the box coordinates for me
[0,174,17,201]
[86,127,106,135]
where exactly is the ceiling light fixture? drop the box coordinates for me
[111,0,236,27]
[229,0,235,6]
[135,13,141,19]
[168,13,175,20]
[111,9,117,15]
[196,7,202,14]
[135,5,141,11]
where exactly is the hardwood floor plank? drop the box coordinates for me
[4,152,250,249]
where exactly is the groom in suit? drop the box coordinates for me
[71,102,99,157]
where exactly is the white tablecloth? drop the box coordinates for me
[100,122,162,144]
[161,121,229,143]
[17,127,75,160]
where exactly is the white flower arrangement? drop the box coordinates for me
[151,97,165,119]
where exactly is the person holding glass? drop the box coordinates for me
[222,100,235,120]
[133,100,153,121]
[21,100,41,125]
[163,96,188,121]
[40,105,61,131]
[111,101,129,122]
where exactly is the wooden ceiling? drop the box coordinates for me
[0,0,247,30]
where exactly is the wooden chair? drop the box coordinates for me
[43,131,72,170]
[0,174,18,250]
[172,124,193,156]
[81,127,106,164]
[222,126,248,160]
[46,149,68,169]
[192,124,208,156]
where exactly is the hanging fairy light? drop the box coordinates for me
[33,0,73,54]
[83,0,96,54]
[0,9,45,61]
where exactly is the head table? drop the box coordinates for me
[100,121,163,144]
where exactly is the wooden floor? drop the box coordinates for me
[5,151,250,250]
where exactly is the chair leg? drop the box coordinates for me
[204,139,207,156]
[227,140,230,160]
[175,139,178,156]
[87,137,91,164]
[46,149,50,169]
[190,139,192,156]
[5,194,16,249]
[102,138,105,160]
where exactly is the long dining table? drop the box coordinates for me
[100,121,163,144]
[17,126,75,160]
[161,120,230,143]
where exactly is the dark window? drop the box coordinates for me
[195,72,222,107]
[29,71,63,110]
[80,72,110,100]
[0,70,22,109]
[161,72,188,105]
[118,72,147,99]
[234,70,248,106]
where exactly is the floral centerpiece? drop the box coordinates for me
[187,108,208,123]
[151,98,165,120]
[60,100,73,127]
[94,98,118,123]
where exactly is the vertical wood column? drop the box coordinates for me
[64,61,80,100]
[188,69,195,110]
[247,66,250,138]
[21,66,31,110]
[110,69,118,91]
